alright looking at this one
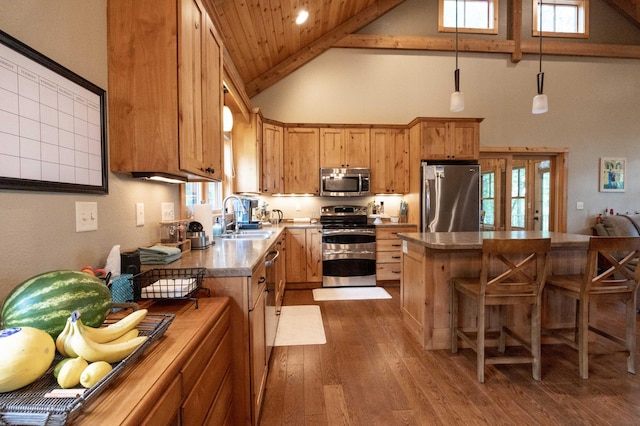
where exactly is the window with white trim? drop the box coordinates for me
[533,0,589,38]
[439,0,498,34]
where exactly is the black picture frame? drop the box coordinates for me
[0,29,108,194]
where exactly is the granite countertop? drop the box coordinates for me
[152,226,288,278]
[397,231,591,250]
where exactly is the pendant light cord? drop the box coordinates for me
[538,1,542,73]
[455,0,459,70]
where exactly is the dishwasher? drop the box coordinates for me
[264,249,280,361]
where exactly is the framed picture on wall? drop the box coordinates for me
[599,157,626,192]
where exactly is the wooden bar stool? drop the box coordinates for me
[544,236,640,379]
[450,238,551,383]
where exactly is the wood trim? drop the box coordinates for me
[334,34,640,60]
[244,0,407,97]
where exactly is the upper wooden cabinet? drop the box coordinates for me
[108,0,223,181]
[284,128,320,194]
[262,122,284,194]
[370,128,409,194]
[233,110,262,193]
[320,128,370,168]
[411,118,481,161]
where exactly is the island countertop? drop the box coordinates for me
[397,231,591,250]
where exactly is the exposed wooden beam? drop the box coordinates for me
[508,0,522,63]
[244,0,406,97]
[602,0,640,28]
[335,34,515,53]
[334,34,640,60]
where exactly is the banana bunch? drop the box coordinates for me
[56,309,148,363]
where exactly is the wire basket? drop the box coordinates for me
[0,310,174,426]
[132,268,208,308]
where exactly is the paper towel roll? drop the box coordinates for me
[194,204,213,240]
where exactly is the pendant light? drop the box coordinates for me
[532,1,548,114]
[450,0,464,112]
[223,105,233,132]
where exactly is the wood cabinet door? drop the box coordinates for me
[249,286,267,425]
[344,128,370,168]
[262,123,283,193]
[201,12,223,180]
[306,228,323,282]
[234,112,262,193]
[285,229,306,283]
[319,128,344,168]
[284,128,320,194]
[450,121,479,160]
[370,128,409,194]
[178,0,205,176]
[418,120,449,160]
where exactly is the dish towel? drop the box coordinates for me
[139,245,182,264]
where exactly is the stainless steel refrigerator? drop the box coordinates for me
[421,162,480,232]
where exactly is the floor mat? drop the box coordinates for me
[274,305,326,346]
[312,286,392,301]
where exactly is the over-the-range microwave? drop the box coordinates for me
[320,168,371,197]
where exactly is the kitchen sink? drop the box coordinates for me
[221,230,274,240]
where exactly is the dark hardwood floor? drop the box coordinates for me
[259,286,640,425]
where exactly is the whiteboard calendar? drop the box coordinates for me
[0,30,107,194]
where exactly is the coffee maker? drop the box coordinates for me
[235,197,261,229]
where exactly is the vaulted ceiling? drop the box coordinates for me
[208,0,640,99]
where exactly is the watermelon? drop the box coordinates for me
[1,270,112,338]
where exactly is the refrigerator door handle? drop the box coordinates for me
[423,178,430,232]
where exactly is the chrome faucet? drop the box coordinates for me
[221,195,247,234]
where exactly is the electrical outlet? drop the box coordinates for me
[136,203,145,226]
[576,201,584,210]
[161,202,174,221]
[76,201,98,232]
[295,203,302,211]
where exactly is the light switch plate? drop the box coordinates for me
[162,202,175,221]
[76,201,98,232]
[136,203,145,226]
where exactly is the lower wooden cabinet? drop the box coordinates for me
[376,225,417,282]
[401,240,426,346]
[285,228,322,287]
[205,251,269,426]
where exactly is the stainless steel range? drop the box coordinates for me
[320,205,376,287]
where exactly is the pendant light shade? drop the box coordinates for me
[450,0,464,112]
[223,105,233,132]
[532,1,548,114]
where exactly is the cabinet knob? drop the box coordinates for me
[205,167,215,174]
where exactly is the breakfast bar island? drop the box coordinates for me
[397,231,591,350]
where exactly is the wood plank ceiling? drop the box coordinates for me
[209,0,640,98]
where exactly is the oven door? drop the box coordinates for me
[322,229,376,287]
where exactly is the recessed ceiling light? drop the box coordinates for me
[295,10,309,25]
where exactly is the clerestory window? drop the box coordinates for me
[439,0,499,35]
[533,0,589,38]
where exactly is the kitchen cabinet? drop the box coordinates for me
[411,118,481,161]
[370,128,409,194]
[284,128,320,194]
[74,298,232,425]
[320,128,370,168]
[262,122,284,194]
[285,228,322,288]
[108,0,224,181]
[376,225,417,282]
[400,240,426,345]
[233,109,262,193]
[275,232,287,305]
[205,261,267,426]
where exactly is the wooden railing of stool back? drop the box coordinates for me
[543,236,640,379]
[450,238,551,383]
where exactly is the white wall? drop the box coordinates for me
[0,0,181,301]
[252,47,640,235]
